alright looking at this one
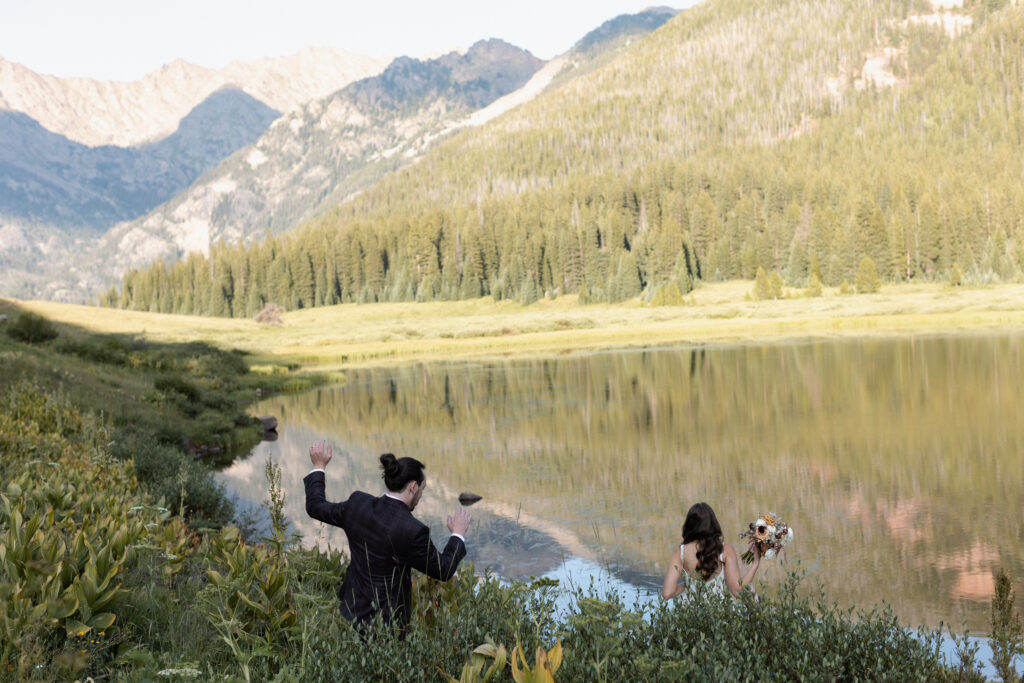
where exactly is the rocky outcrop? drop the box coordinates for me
[345,39,543,112]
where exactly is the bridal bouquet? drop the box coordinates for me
[739,512,793,563]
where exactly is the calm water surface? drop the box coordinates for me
[216,334,1024,632]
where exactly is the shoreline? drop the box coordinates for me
[8,281,1024,371]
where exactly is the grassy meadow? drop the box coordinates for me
[11,281,1024,372]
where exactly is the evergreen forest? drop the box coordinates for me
[107,0,1024,315]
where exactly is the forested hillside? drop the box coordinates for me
[110,0,1024,316]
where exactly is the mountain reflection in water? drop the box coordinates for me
[216,335,1024,632]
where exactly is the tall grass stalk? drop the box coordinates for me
[264,455,288,565]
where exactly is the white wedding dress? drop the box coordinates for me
[679,546,727,599]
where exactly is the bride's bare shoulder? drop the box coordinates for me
[680,541,697,563]
[721,544,739,562]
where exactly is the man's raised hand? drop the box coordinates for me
[447,506,472,537]
[309,439,333,469]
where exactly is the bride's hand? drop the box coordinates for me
[748,541,762,560]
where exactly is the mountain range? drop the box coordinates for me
[0,48,390,147]
[0,7,678,301]
[107,0,1024,317]
[0,47,390,300]
[96,38,544,281]
[0,88,279,230]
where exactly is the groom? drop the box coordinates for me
[304,440,470,632]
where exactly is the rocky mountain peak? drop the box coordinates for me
[347,40,542,112]
[571,6,678,55]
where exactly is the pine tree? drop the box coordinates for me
[209,279,228,317]
[100,286,119,308]
[855,257,880,294]
[948,262,964,287]
[805,272,823,297]
[612,251,642,302]
[649,282,685,306]
[577,279,590,305]
[753,266,772,300]
[808,252,822,281]
[768,270,784,299]
[291,249,315,309]
[518,277,539,305]
[268,258,291,309]
[690,190,719,279]
[856,198,889,280]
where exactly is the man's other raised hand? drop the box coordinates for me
[309,440,333,469]
[447,506,471,537]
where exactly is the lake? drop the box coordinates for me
[216,333,1024,633]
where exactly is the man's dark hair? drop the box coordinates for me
[380,453,425,491]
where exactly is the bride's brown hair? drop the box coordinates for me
[682,502,724,580]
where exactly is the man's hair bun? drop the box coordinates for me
[379,453,400,477]
[379,453,426,492]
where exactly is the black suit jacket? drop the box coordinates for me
[303,471,466,630]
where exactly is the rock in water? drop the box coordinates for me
[258,415,278,441]
[458,492,483,506]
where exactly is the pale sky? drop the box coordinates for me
[1,1,697,81]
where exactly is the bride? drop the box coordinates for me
[661,502,761,600]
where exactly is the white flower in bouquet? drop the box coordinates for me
[764,548,776,559]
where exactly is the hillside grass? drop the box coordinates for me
[0,298,326,528]
[10,281,1024,372]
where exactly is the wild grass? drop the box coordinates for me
[8,281,1024,372]
[0,300,327,528]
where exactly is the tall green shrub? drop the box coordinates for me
[4,313,58,344]
[991,569,1024,683]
